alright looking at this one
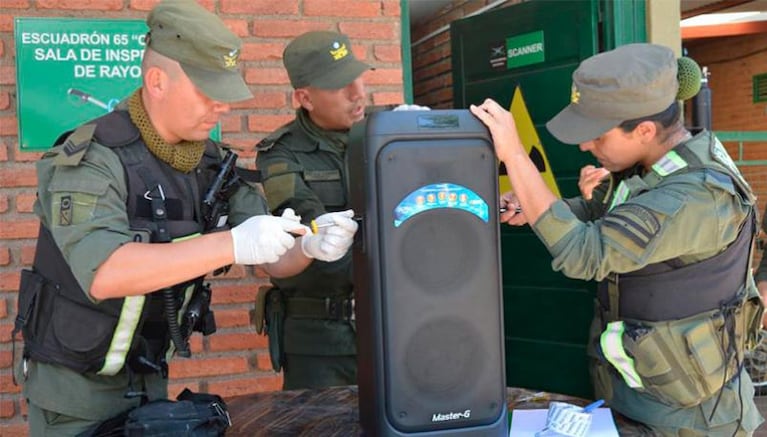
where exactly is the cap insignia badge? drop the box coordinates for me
[330,42,348,61]
[224,49,239,68]
[571,84,580,104]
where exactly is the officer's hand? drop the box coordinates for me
[280,207,302,223]
[231,215,309,265]
[469,99,524,163]
[500,191,527,226]
[393,104,431,111]
[578,165,610,200]
[301,210,358,262]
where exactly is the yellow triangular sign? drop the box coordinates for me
[499,86,561,198]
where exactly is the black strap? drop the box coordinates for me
[136,167,170,243]
[286,296,355,321]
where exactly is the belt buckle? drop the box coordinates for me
[325,297,355,321]
[324,297,335,319]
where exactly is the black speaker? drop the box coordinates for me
[349,110,507,436]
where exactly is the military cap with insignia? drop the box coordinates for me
[283,31,373,90]
[546,43,679,145]
[145,0,252,103]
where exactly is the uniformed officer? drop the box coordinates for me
[757,212,767,328]
[471,43,764,436]
[254,31,372,390]
[14,1,357,435]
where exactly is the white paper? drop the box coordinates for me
[509,408,619,437]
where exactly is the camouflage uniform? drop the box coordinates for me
[474,43,766,436]
[15,1,260,435]
[19,111,267,435]
[747,209,767,394]
[253,30,371,390]
[256,110,356,389]
[534,131,763,435]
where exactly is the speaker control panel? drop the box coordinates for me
[393,182,489,227]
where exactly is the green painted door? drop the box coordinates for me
[451,0,601,398]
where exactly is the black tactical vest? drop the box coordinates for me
[16,110,224,375]
[597,133,757,322]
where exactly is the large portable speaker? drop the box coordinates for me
[348,110,507,436]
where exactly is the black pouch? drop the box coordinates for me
[124,389,230,436]
[15,269,45,340]
[83,388,231,437]
[265,289,285,372]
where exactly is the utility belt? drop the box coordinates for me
[252,288,355,372]
[286,296,356,322]
[595,290,763,408]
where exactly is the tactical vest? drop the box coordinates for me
[594,132,764,408]
[15,109,224,376]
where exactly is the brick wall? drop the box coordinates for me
[685,33,767,220]
[0,1,403,434]
[410,0,520,109]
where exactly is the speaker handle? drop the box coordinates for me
[353,215,366,254]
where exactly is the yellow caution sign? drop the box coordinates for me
[499,86,561,197]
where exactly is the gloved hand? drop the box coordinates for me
[301,210,359,262]
[393,104,431,111]
[280,208,301,223]
[230,215,309,265]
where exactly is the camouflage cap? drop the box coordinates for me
[546,43,678,145]
[146,0,252,102]
[283,31,373,89]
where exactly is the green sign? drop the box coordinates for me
[14,18,220,152]
[15,18,147,151]
[506,30,545,69]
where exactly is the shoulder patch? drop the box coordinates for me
[55,124,96,166]
[703,169,735,195]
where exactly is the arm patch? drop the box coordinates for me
[263,173,298,212]
[55,124,96,166]
[601,189,685,257]
[603,204,660,250]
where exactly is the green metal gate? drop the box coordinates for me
[450,0,646,398]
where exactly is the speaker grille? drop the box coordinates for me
[400,210,481,293]
[404,317,483,397]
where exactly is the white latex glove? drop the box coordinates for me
[230,215,309,265]
[280,208,301,222]
[392,104,431,111]
[301,210,358,262]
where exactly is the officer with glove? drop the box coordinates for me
[255,30,376,390]
[13,2,356,436]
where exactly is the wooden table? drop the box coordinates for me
[226,385,652,436]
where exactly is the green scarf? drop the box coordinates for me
[128,90,205,173]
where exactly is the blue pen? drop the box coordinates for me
[535,400,606,436]
[582,399,605,414]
